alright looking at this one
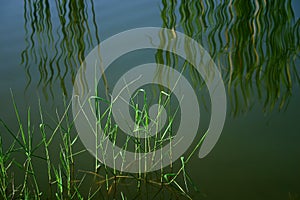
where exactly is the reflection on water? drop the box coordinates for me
[21,0,100,99]
[158,0,300,115]
[20,0,299,114]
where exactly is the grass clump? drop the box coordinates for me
[0,91,205,199]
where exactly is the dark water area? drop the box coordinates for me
[0,0,299,199]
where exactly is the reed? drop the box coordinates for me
[0,91,204,199]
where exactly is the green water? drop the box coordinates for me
[0,0,299,199]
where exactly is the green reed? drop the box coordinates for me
[0,91,206,199]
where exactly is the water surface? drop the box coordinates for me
[0,0,299,199]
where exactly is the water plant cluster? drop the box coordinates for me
[0,91,204,199]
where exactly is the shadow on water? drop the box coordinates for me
[157,0,300,115]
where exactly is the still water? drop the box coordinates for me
[0,0,299,199]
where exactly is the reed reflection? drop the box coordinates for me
[157,0,300,115]
[20,0,299,114]
[21,0,100,99]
